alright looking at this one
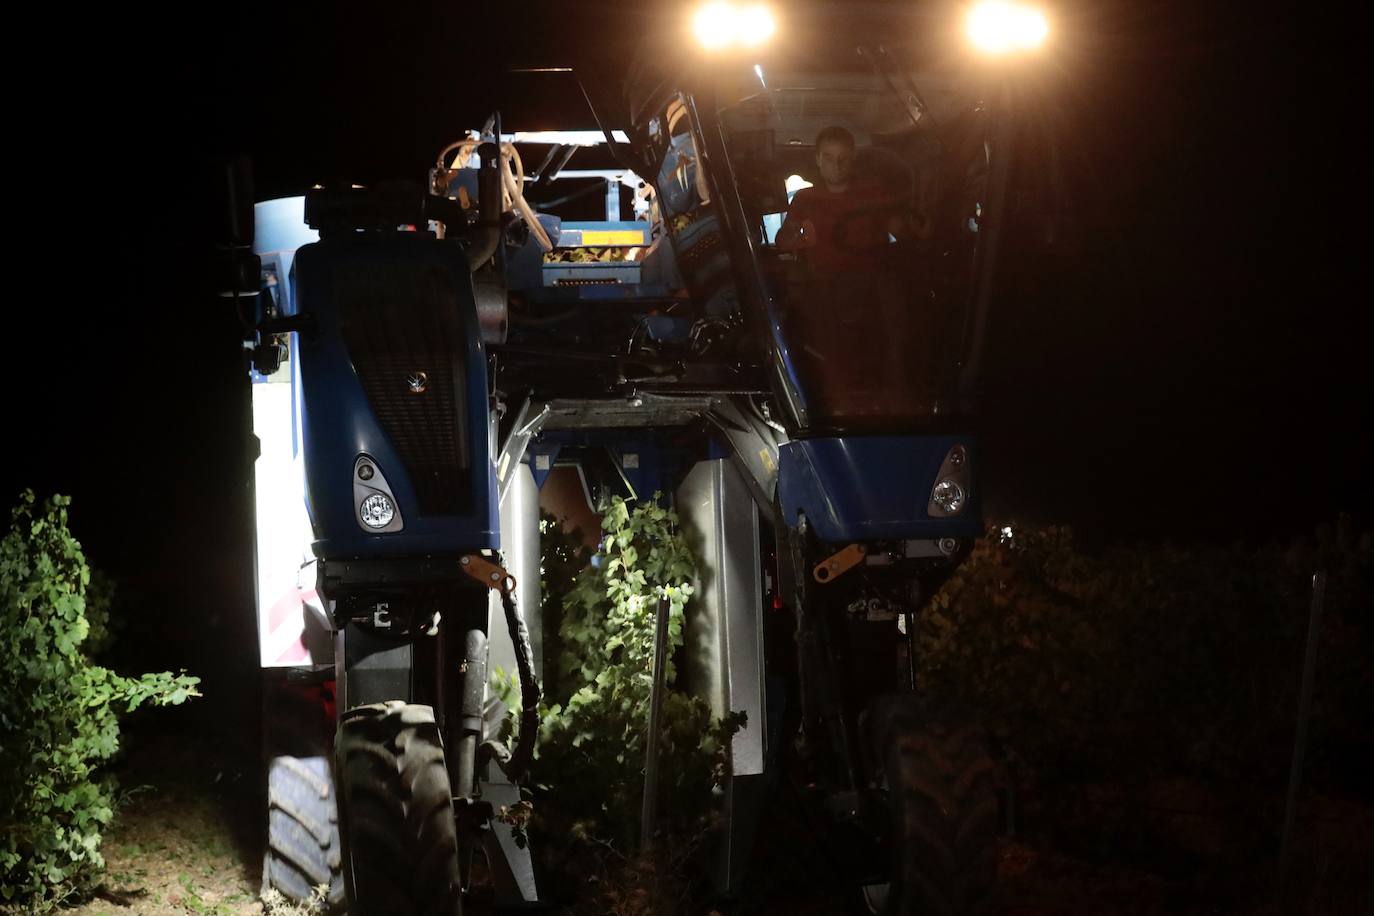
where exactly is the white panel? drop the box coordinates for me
[252,374,316,667]
[678,460,766,775]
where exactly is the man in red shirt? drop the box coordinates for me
[776,127,919,269]
[775,127,925,417]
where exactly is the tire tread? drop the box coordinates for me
[336,702,462,916]
[872,700,1000,916]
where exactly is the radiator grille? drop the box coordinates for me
[336,258,471,516]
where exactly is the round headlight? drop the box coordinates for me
[931,479,965,515]
[360,493,395,529]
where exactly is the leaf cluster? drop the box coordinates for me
[0,491,200,911]
[919,519,1374,802]
[532,496,741,851]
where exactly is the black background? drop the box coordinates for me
[8,0,1366,680]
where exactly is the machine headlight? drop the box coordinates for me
[360,493,396,529]
[927,445,973,517]
[967,1,1049,54]
[931,479,966,515]
[353,456,403,532]
[692,2,776,50]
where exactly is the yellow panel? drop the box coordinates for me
[579,230,644,246]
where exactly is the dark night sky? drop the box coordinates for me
[9,0,1366,662]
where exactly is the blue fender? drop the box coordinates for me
[777,436,982,542]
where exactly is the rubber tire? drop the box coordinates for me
[869,699,999,916]
[336,702,463,916]
[261,684,345,912]
[263,756,346,909]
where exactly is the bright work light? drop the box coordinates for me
[928,445,972,517]
[360,493,396,529]
[693,3,776,51]
[930,479,966,515]
[966,1,1049,54]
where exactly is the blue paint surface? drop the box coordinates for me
[777,436,982,542]
[294,237,499,558]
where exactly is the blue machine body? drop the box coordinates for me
[293,235,498,559]
[777,436,982,543]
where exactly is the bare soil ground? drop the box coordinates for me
[60,726,262,916]
[51,723,1372,916]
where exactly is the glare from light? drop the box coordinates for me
[967,1,1049,54]
[785,174,813,195]
[754,63,767,87]
[736,5,776,46]
[693,3,776,51]
[694,3,736,49]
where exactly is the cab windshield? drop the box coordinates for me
[715,56,991,428]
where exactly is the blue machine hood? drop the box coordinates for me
[777,436,982,543]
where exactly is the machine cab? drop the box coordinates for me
[626,29,1004,440]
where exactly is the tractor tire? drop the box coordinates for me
[261,682,345,912]
[336,702,463,916]
[867,699,1000,916]
[263,756,346,909]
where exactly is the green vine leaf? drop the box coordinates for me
[527,494,742,850]
[1,491,199,909]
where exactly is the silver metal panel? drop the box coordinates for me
[479,778,539,902]
[677,459,766,776]
[497,399,550,506]
[488,464,543,685]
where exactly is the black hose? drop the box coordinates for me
[498,578,541,784]
[533,144,579,192]
[465,143,503,270]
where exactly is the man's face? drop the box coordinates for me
[816,140,855,190]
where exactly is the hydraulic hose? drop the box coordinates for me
[463,143,502,271]
[437,137,554,253]
[497,143,554,252]
[498,577,541,785]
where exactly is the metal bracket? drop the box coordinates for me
[813,543,866,584]
[459,555,515,593]
[497,396,550,507]
[705,396,784,525]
